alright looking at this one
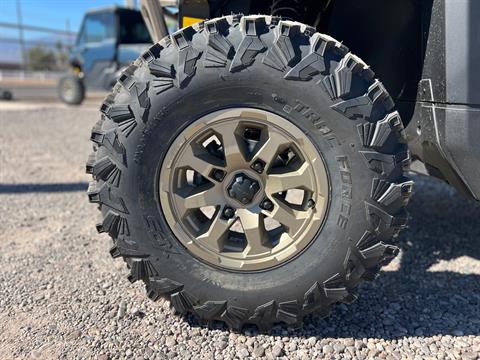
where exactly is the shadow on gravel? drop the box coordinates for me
[189,176,480,339]
[0,182,88,194]
[302,175,480,339]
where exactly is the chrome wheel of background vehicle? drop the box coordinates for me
[160,108,329,271]
[58,74,85,105]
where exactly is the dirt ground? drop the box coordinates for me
[0,103,479,359]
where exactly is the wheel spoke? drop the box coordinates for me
[265,162,315,194]
[174,184,224,216]
[217,122,247,170]
[237,209,271,255]
[251,131,290,168]
[267,198,309,236]
[197,210,235,252]
[178,143,222,178]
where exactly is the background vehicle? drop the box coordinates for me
[87,0,480,331]
[58,6,152,105]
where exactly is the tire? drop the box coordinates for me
[2,90,13,100]
[87,15,412,331]
[58,74,85,105]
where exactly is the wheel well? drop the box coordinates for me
[324,0,432,126]
[69,59,82,72]
[208,0,433,126]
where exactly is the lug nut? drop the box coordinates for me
[211,169,225,182]
[223,206,235,219]
[250,182,260,193]
[260,199,273,211]
[251,160,265,174]
[307,199,315,208]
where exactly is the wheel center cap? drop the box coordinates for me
[227,173,260,205]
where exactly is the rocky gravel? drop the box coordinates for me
[0,106,479,359]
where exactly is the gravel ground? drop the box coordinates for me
[0,106,479,359]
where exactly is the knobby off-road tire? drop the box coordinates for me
[87,15,412,331]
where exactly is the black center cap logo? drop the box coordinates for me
[227,173,260,205]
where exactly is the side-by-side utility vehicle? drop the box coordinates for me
[86,0,480,330]
[58,6,152,104]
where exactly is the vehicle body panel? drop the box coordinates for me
[445,0,480,106]
[405,0,480,199]
[68,7,151,91]
[117,43,149,67]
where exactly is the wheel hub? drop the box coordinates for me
[227,173,260,205]
[159,108,330,271]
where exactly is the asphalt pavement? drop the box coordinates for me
[0,80,106,107]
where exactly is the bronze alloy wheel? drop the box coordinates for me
[159,108,330,271]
